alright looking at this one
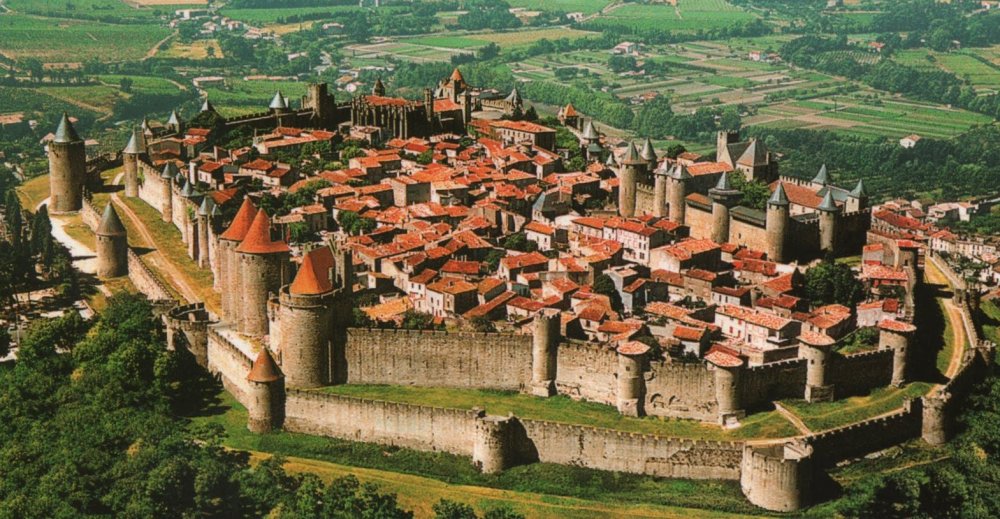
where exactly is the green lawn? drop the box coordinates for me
[16,174,51,211]
[779,383,932,432]
[318,384,797,440]
[190,391,765,517]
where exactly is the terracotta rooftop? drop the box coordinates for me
[878,319,917,333]
[236,210,291,255]
[289,247,335,295]
[247,349,281,383]
[617,341,651,356]
[705,349,743,368]
[799,331,835,347]
[219,198,257,241]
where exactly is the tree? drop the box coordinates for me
[416,149,434,165]
[592,274,622,312]
[0,327,10,360]
[119,77,134,93]
[469,315,496,333]
[5,189,23,246]
[434,500,478,519]
[608,55,638,73]
[729,173,771,211]
[804,258,865,307]
[401,310,437,330]
[501,232,538,253]
[484,249,504,272]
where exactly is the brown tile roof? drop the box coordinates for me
[289,247,334,295]
[247,349,281,383]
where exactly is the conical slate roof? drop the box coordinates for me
[581,120,599,140]
[53,113,82,144]
[269,91,287,109]
[812,164,829,185]
[768,183,789,206]
[622,141,643,165]
[161,162,179,179]
[247,349,281,383]
[97,203,126,236]
[640,138,657,161]
[141,117,151,133]
[850,179,867,198]
[818,190,839,212]
[372,78,385,95]
[505,88,522,104]
[200,98,216,113]
[123,127,144,154]
[605,151,618,167]
[289,246,335,295]
[219,198,257,241]
[198,197,215,216]
[669,163,692,180]
[167,110,180,127]
[586,142,604,154]
[736,139,768,167]
[714,172,733,191]
[236,210,291,255]
[179,179,195,198]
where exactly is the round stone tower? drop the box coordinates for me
[122,127,144,198]
[799,331,836,403]
[706,349,744,426]
[95,203,128,278]
[48,113,86,214]
[196,197,214,269]
[278,246,338,388]
[472,413,515,474]
[817,190,839,254]
[740,441,815,512]
[765,183,790,263]
[667,163,691,224]
[709,173,742,245]
[616,341,649,417]
[246,348,284,433]
[218,198,257,327]
[235,210,291,337]
[879,319,916,387]
[921,392,949,445]
[618,141,644,218]
[653,164,669,218]
[530,309,561,397]
[160,163,177,223]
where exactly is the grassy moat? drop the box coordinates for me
[316,384,798,440]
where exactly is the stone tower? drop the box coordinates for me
[846,179,868,213]
[741,441,815,512]
[618,141,644,218]
[235,210,290,336]
[95,203,128,278]
[639,138,657,173]
[616,341,649,417]
[817,190,839,254]
[709,173,741,245]
[652,162,669,218]
[196,197,214,269]
[530,310,561,397]
[218,198,257,327]
[667,163,691,224]
[246,348,283,433]
[707,350,744,426]
[166,110,182,134]
[48,113,86,214]
[765,183,790,263]
[278,246,338,388]
[800,332,835,403]
[160,163,177,223]
[879,319,916,387]
[122,127,144,198]
[472,413,515,474]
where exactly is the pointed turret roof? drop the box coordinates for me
[622,141,643,165]
[450,67,464,83]
[167,110,180,127]
[200,98,216,113]
[850,179,867,198]
[236,210,291,255]
[736,139,768,167]
[505,88,522,105]
[161,162,178,179]
[581,120,599,140]
[269,91,287,109]
[179,179,195,198]
[561,102,576,117]
[141,117,151,133]
[640,138,657,162]
[714,172,733,191]
[669,163,691,180]
[219,198,257,242]
[198,196,215,216]
[372,77,386,96]
[123,127,144,154]
[53,113,82,144]
[818,190,839,212]
[97,203,126,236]
[605,151,618,167]
[289,246,335,295]
[812,164,829,185]
[247,349,281,383]
[768,183,789,206]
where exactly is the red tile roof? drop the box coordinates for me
[289,247,334,295]
[236,210,291,255]
[219,198,257,242]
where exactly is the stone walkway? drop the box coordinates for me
[773,402,812,436]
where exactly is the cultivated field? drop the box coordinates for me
[405,27,599,51]
[158,39,224,59]
[5,0,197,19]
[583,0,756,34]
[201,78,311,118]
[0,14,170,63]
[506,0,612,15]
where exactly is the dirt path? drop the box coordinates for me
[110,193,199,304]
[144,29,177,60]
[246,451,746,519]
[925,257,967,381]
[773,402,812,436]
